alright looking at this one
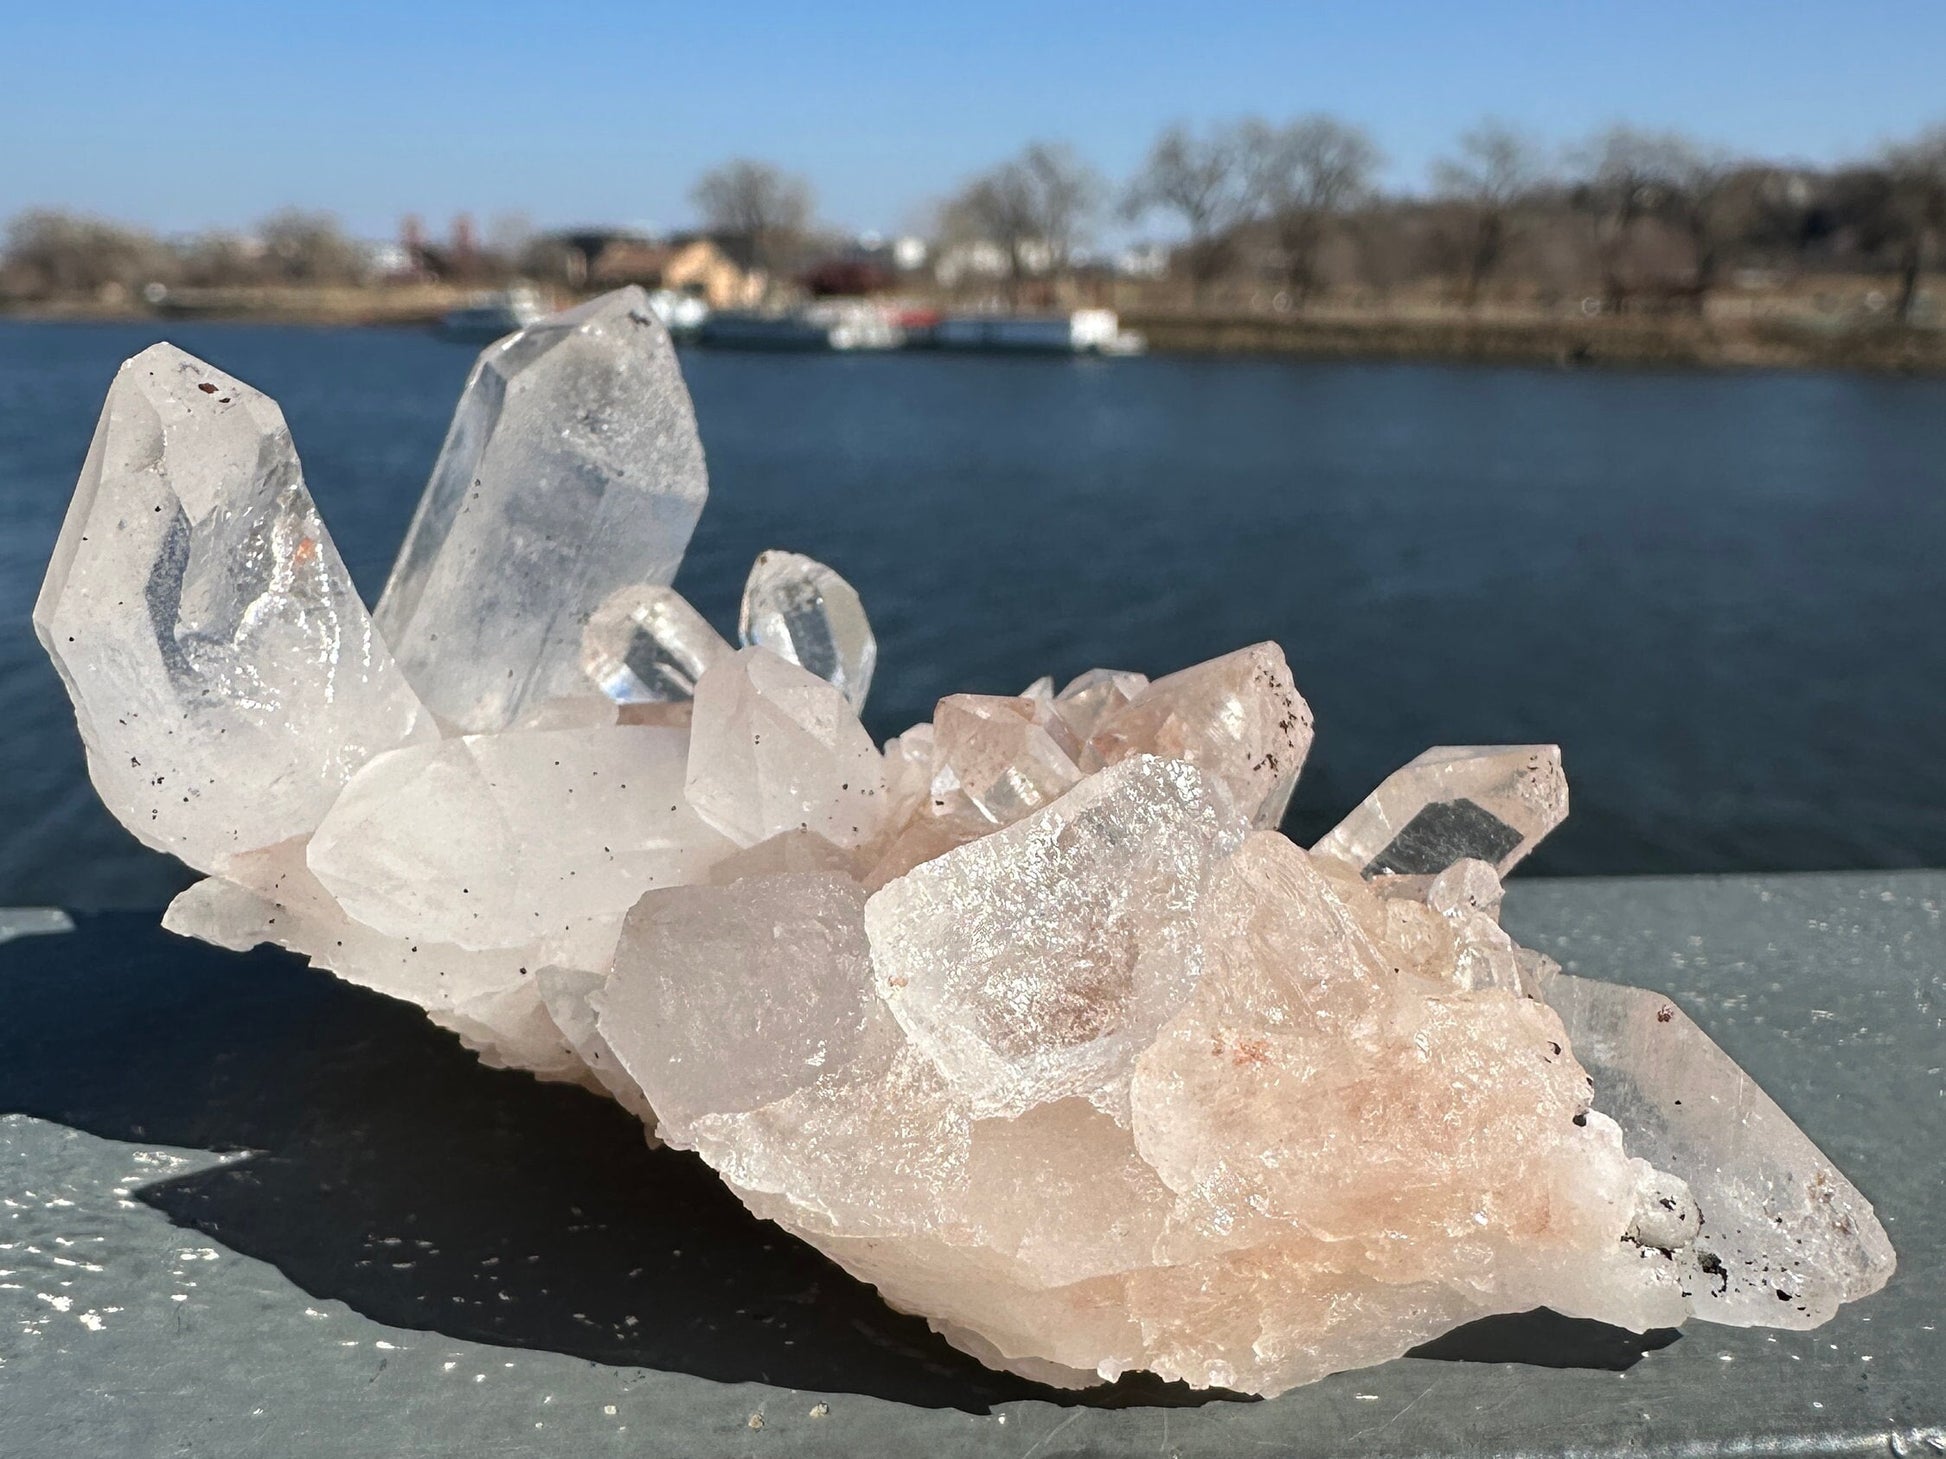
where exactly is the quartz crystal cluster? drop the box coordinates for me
[36,288,1894,1397]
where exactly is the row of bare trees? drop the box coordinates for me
[933,118,1946,322]
[0,162,825,303]
[683,125,1946,320]
[2,208,405,302]
[7,121,1945,320]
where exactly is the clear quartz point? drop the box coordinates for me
[1314,744,1568,877]
[373,286,709,733]
[930,693,1084,827]
[1087,643,1311,827]
[581,584,732,702]
[1054,668,1149,744]
[738,549,876,710]
[1543,974,1895,1327]
[33,343,431,872]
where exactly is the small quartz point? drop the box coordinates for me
[34,343,431,871]
[684,646,887,849]
[1314,744,1567,877]
[373,287,709,733]
[1544,974,1895,1326]
[738,550,876,710]
[1053,668,1149,743]
[581,584,732,702]
[1087,643,1310,828]
[930,693,1084,827]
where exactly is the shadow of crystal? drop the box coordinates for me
[0,913,1674,1411]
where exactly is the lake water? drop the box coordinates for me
[3,319,1943,910]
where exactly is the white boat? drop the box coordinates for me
[929,308,1146,356]
[437,286,546,342]
[700,301,902,352]
[645,288,710,339]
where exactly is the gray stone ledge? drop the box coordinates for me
[1,871,1940,1457]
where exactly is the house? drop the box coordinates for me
[554,230,763,308]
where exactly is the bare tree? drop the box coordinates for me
[941,141,1104,299]
[1431,120,1546,305]
[175,230,262,288]
[1,210,170,300]
[1016,142,1104,278]
[257,209,365,285]
[1123,121,1265,302]
[1251,116,1383,305]
[690,159,815,276]
[1873,127,1946,322]
[940,169,1038,299]
[1573,126,1721,311]
[1660,143,1742,311]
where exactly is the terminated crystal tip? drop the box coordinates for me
[738,549,876,710]
[34,343,430,871]
[1314,744,1568,877]
[582,584,732,703]
[374,286,710,733]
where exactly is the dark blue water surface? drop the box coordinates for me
[3,318,1943,909]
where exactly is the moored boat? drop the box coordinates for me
[927,308,1145,356]
[437,286,546,342]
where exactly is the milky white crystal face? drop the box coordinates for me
[683,647,887,849]
[162,837,566,1013]
[1314,744,1568,877]
[34,344,431,871]
[1088,643,1311,828]
[738,549,877,710]
[581,584,732,703]
[307,725,732,950]
[1131,835,1633,1259]
[374,287,709,733]
[599,872,891,1133]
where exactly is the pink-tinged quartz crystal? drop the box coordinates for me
[41,297,1894,1399]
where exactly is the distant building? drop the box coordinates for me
[798,232,932,296]
[933,239,1012,287]
[555,230,762,308]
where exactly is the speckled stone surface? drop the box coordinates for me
[2,871,1940,1458]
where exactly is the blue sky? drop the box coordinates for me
[4,0,1942,241]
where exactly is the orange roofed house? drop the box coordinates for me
[555,230,764,308]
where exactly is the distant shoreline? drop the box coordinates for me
[5,293,1943,376]
[1122,309,1946,375]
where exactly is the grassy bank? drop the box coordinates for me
[1,283,495,328]
[1121,308,1946,373]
